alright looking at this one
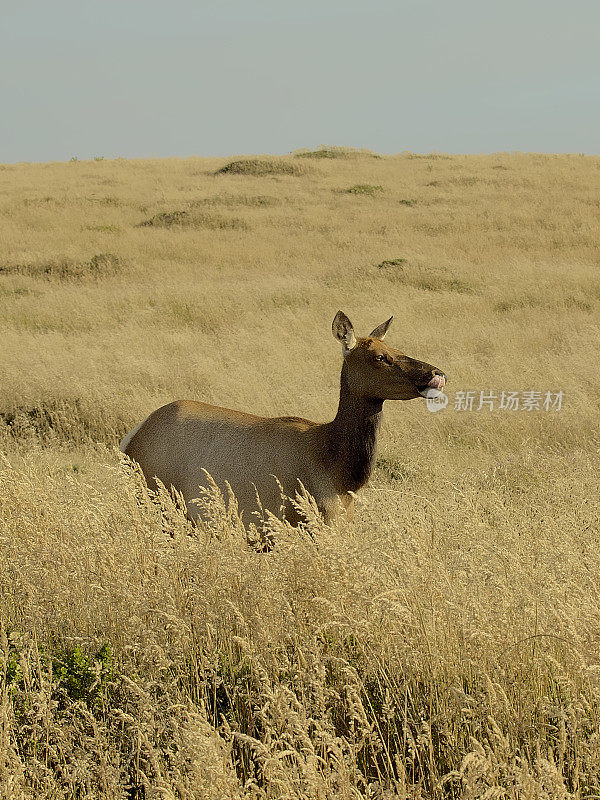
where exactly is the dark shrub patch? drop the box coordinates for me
[139,210,190,227]
[192,193,279,207]
[377,258,407,269]
[216,159,305,177]
[0,252,123,281]
[344,184,383,196]
[139,210,248,230]
[0,397,129,444]
[294,145,381,159]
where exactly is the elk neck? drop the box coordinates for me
[323,364,383,493]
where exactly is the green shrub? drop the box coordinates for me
[52,642,115,708]
[2,632,115,711]
[294,145,381,159]
[139,210,248,230]
[85,224,122,232]
[139,210,190,227]
[344,184,383,196]
[377,257,407,269]
[216,159,304,176]
[295,146,349,159]
[376,457,412,482]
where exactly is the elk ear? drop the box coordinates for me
[332,311,357,352]
[369,316,393,340]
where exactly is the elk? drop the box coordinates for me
[120,312,446,526]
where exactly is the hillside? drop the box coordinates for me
[1,149,600,798]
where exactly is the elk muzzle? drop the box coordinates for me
[418,371,447,398]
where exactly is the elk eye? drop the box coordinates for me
[375,354,386,363]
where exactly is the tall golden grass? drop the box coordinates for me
[1,148,599,798]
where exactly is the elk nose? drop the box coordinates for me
[428,370,447,390]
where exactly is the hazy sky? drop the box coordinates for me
[2,0,599,162]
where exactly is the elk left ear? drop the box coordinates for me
[369,316,393,340]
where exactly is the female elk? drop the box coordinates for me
[120,312,446,525]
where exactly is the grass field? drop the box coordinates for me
[1,147,599,798]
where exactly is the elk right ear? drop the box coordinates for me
[369,316,393,340]
[332,311,357,352]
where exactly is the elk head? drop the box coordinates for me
[332,311,447,401]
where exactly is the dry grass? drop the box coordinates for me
[1,150,600,798]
